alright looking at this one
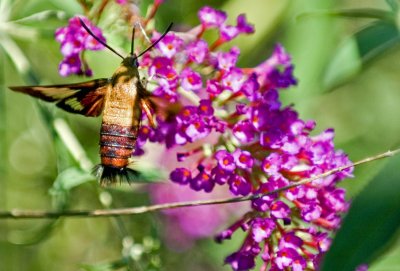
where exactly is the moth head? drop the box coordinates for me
[122,55,139,68]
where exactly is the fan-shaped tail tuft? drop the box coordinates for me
[92,165,140,185]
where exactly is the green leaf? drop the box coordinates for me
[132,167,165,183]
[51,167,94,191]
[369,236,400,271]
[323,21,400,90]
[0,47,6,197]
[49,167,94,209]
[298,8,395,21]
[356,21,400,60]
[386,0,399,12]
[322,36,362,90]
[11,10,67,24]
[8,221,59,245]
[80,258,128,271]
[321,154,400,271]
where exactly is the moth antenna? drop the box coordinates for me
[136,22,173,59]
[130,24,136,56]
[79,18,124,59]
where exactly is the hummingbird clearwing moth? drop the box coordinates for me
[9,19,173,185]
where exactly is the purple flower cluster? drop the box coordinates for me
[55,16,105,76]
[56,2,353,270]
[115,0,128,5]
[198,6,254,47]
[132,5,354,271]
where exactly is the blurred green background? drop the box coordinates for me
[1,0,400,270]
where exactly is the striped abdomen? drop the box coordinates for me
[99,124,138,168]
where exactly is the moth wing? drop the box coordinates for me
[56,83,109,117]
[9,79,109,117]
[147,96,182,121]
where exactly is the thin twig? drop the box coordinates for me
[77,0,90,15]
[53,118,93,171]
[94,0,110,23]
[1,149,399,219]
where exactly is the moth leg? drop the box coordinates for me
[140,98,157,128]
[141,72,157,89]
[141,77,148,89]
[134,21,151,44]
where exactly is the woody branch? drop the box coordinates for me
[0,149,399,219]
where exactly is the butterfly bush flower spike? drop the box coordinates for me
[55,16,106,77]
[79,3,351,270]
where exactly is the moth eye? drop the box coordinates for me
[134,58,139,67]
